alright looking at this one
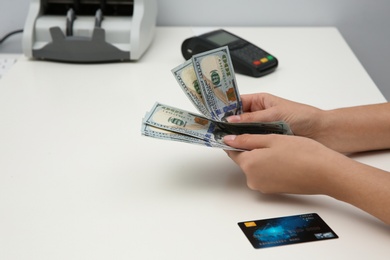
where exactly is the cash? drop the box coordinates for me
[141,46,293,150]
[141,105,234,150]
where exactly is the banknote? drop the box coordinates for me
[142,103,292,149]
[192,46,242,121]
[142,102,229,145]
[141,46,293,150]
[141,123,239,150]
[171,59,212,118]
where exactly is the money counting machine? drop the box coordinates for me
[22,0,157,62]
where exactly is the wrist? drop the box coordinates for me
[312,109,351,153]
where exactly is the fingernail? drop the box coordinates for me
[223,135,237,142]
[226,115,241,123]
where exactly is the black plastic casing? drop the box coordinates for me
[181,29,278,78]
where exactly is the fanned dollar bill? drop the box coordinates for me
[171,59,212,118]
[141,46,293,150]
[142,102,229,146]
[192,47,242,121]
[141,123,237,150]
[141,102,292,150]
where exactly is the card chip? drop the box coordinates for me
[244,221,257,227]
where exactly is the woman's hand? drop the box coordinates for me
[224,133,390,225]
[227,93,324,141]
[227,93,390,153]
[224,134,345,195]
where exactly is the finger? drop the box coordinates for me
[225,149,246,165]
[223,134,277,150]
[241,92,280,111]
[227,94,280,123]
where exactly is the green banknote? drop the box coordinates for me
[171,59,211,118]
[141,124,237,150]
[142,103,292,150]
[192,46,243,121]
[141,46,293,150]
[142,102,229,145]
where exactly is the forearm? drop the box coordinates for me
[317,103,390,153]
[224,133,390,224]
[323,158,390,225]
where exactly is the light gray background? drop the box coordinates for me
[1,0,389,100]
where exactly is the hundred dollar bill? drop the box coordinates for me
[142,102,293,149]
[192,46,242,121]
[142,102,229,145]
[142,47,293,150]
[141,124,240,150]
[171,59,212,118]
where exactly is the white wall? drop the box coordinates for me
[157,0,390,100]
[1,0,389,100]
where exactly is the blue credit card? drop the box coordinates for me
[238,213,338,249]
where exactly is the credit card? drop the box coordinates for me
[238,213,338,249]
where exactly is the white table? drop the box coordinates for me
[0,27,389,260]
[0,53,19,79]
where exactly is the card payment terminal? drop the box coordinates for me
[181,29,278,78]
